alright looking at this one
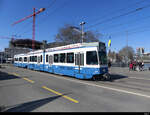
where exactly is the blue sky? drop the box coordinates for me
[0,0,150,53]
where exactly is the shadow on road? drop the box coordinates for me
[3,95,65,112]
[87,73,128,82]
[109,74,128,82]
[0,71,20,81]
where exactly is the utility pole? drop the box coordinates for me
[126,30,129,66]
[80,22,86,43]
[0,50,2,65]
[126,31,128,48]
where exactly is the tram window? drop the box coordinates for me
[46,55,48,62]
[99,51,107,65]
[54,54,59,63]
[32,56,34,62]
[24,57,27,62]
[38,56,40,63]
[86,51,98,65]
[19,57,22,61]
[30,56,32,62]
[31,56,33,62]
[40,55,42,62]
[34,56,37,62]
[60,53,65,63]
[67,53,74,63]
[75,54,79,65]
[80,53,84,66]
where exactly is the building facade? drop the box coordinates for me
[4,47,30,63]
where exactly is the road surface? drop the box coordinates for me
[0,65,150,112]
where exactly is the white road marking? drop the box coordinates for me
[129,77,150,81]
[47,73,150,99]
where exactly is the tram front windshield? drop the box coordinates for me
[86,51,107,65]
[98,51,107,65]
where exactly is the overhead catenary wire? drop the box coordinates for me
[86,3,150,30]
[87,0,146,23]
[103,25,150,40]
[95,15,150,31]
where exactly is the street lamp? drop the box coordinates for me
[80,21,86,43]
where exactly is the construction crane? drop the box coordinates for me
[12,8,45,50]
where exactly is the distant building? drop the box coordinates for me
[5,47,30,57]
[136,48,144,56]
[143,53,150,57]
[0,52,5,63]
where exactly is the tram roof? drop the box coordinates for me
[15,42,105,55]
[45,42,105,52]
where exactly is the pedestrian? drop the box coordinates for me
[108,61,111,68]
[132,61,136,71]
[129,62,133,71]
[141,62,144,71]
[108,60,111,74]
[139,61,142,71]
[136,61,140,72]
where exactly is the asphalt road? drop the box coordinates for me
[0,65,150,112]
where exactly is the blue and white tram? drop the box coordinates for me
[14,42,109,80]
[14,53,28,68]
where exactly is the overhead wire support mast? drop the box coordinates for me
[12,8,45,50]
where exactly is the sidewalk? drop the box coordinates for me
[110,67,150,75]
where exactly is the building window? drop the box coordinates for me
[67,53,74,63]
[54,54,59,63]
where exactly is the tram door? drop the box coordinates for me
[49,55,53,66]
[75,52,84,74]
[49,55,53,72]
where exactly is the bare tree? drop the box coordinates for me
[119,46,135,61]
[55,24,101,44]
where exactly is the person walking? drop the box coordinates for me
[129,62,133,71]
[132,61,136,71]
[141,62,144,71]
[108,61,111,68]
[108,60,112,74]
